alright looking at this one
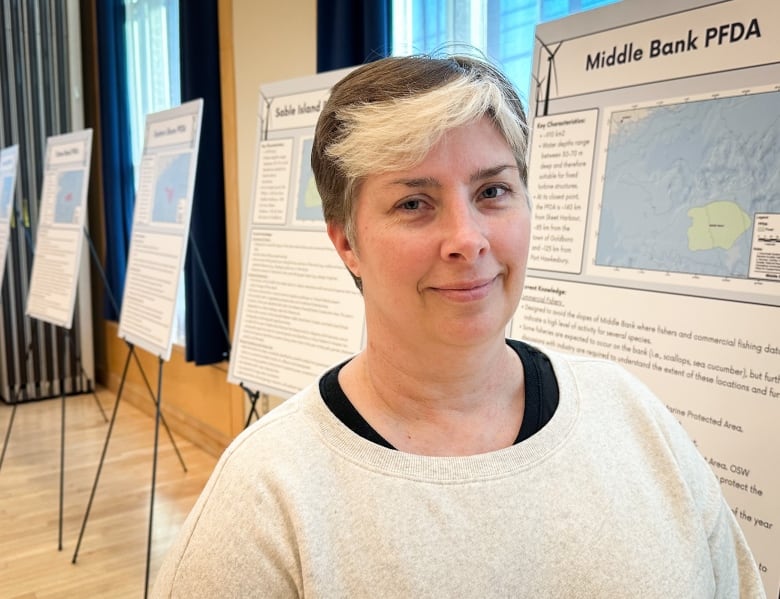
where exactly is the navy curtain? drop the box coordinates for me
[179,0,230,365]
[317,0,392,71]
[96,0,135,320]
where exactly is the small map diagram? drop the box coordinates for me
[152,152,191,224]
[296,138,323,222]
[0,176,13,219]
[595,90,780,279]
[54,169,85,224]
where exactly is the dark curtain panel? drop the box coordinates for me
[96,0,135,320]
[317,0,392,71]
[179,0,229,365]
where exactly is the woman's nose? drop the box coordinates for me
[440,200,489,262]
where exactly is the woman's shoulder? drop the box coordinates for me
[216,382,324,471]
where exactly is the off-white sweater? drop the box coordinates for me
[152,349,765,598]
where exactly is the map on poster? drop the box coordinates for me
[152,152,191,224]
[53,170,85,224]
[595,89,780,279]
[295,137,322,222]
[0,174,13,217]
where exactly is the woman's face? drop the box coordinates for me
[328,117,531,350]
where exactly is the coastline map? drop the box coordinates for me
[595,90,780,279]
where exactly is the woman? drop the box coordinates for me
[152,54,764,598]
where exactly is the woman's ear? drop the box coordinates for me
[327,222,360,279]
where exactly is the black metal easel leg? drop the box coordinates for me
[71,347,134,563]
[89,387,109,423]
[129,347,187,473]
[0,402,18,471]
[144,356,164,599]
[242,384,261,429]
[65,332,108,423]
[188,233,230,347]
[58,329,70,551]
[0,341,34,474]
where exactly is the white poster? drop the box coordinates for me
[228,69,366,397]
[0,145,19,290]
[26,130,93,329]
[511,0,779,594]
[118,100,203,360]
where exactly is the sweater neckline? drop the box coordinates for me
[302,348,580,483]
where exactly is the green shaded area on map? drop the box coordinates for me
[687,201,751,251]
[304,177,321,208]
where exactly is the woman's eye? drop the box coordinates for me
[399,199,422,211]
[481,185,507,199]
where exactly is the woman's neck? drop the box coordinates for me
[339,337,526,456]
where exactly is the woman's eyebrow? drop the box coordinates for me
[470,164,518,183]
[386,164,518,189]
[386,176,440,189]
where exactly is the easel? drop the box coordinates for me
[72,231,229,599]
[0,339,108,472]
[240,382,269,428]
[1,212,108,470]
[71,226,188,589]
[0,209,109,553]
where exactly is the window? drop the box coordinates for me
[392,0,619,103]
[124,0,187,345]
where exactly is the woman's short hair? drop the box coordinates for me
[312,53,529,246]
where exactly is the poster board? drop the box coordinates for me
[0,145,19,289]
[118,100,203,360]
[26,130,93,329]
[509,0,779,594]
[227,68,366,397]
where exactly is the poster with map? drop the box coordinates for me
[118,100,203,360]
[26,130,93,328]
[510,1,779,594]
[228,69,365,397]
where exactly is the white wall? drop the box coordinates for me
[231,0,317,251]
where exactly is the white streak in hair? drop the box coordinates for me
[327,77,528,181]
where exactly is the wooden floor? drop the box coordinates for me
[0,388,219,598]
